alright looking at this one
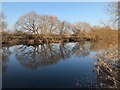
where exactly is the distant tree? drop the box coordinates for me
[39,15,60,35]
[72,22,91,38]
[38,15,61,41]
[39,15,49,35]
[0,12,7,32]
[59,21,71,38]
[15,12,40,38]
[48,16,60,34]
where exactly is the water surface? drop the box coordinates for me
[2,42,110,88]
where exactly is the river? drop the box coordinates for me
[1,42,118,88]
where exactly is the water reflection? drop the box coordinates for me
[1,47,11,72]
[14,43,70,69]
[72,42,90,57]
[13,42,94,69]
[2,41,119,88]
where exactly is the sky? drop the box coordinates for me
[2,2,110,28]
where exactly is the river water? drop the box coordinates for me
[1,42,117,88]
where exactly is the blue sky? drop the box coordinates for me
[2,2,109,27]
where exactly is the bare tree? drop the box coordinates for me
[15,12,40,38]
[48,16,60,34]
[59,21,71,38]
[72,22,91,38]
[39,15,60,35]
[0,12,7,32]
[39,15,49,35]
[107,1,120,23]
[39,15,61,41]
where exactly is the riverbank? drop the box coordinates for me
[2,37,96,46]
[95,45,120,88]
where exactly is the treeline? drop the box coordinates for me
[1,12,118,45]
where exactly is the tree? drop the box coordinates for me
[72,21,91,38]
[47,16,60,35]
[39,15,60,36]
[100,2,119,30]
[15,12,40,38]
[39,15,49,35]
[59,21,71,38]
[107,1,120,23]
[38,15,61,41]
[0,12,7,32]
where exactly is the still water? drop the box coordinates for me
[1,42,112,88]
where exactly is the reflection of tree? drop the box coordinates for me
[1,47,11,72]
[15,45,41,69]
[14,41,118,70]
[72,42,90,57]
[39,44,60,66]
[15,42,93,69]
[59,43,71,59]
[15,43,72,69]
[2,41,118,71]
